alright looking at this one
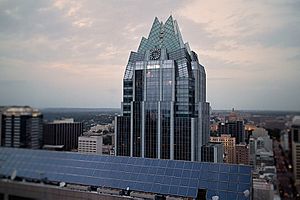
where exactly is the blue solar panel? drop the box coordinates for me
[220,163,231,173]
[0,147,252,199]
[219,181,229,190]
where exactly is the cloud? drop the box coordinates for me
[0,0,299,110]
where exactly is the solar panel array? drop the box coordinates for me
[0,147,252,200]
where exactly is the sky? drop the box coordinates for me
[0,0,299,111]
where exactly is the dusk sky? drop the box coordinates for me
[0,0,299,110]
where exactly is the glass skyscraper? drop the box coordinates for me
[1,106,43,149]
[115,16,210,161]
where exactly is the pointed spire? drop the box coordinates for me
[166,15,173,22]
[137,16,185,53]
[137,37,148,53]
[148,17,161,39]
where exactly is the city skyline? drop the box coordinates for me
[0,0,299,111]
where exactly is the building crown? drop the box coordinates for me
[137,16,185,53]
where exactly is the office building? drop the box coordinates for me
[218,120,245,144]
[252,128,272,152]
[249,127,273,168]
[78,135,102,154]
[0,147,252,200]
[249,137,257,166]
[280,130,289,152]
[115,16,210,161]
[291,116,300,186]
[1,106,43,149]
[210,134,236,163]
[253,178,274,200]
[201,142,224,163]
[43,118,83,151]
[0,107,5,145]
[255,150,274,171]
[235,143,250,165]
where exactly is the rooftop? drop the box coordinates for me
[0,147,252,199]
[3,106,41,116]
[137,16,186,54]
[292,116,300,126]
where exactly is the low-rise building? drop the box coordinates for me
[78,136,102,154]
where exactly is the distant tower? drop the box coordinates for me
[115,16,210,161]
[1,106,43,149]
[43,118,83,151]
[218,108,245,144]
[291,116,300,186]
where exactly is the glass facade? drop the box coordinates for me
[116,116,130,156]
[116,16,210,161]
[1,107,43,149]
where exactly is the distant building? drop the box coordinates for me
[253,178,274,200]
[43,118,83,151]
[235,143,250,165]
[280,130,289,152]
[245,124,255,143]
[78,135,102,154]
[210,134,236,163]
[90,124,114,134]
[0,107,5,145]
[291,116,300,186]
[255,150,274,171]
[217,120,245,144]
[115,16,210,161]
[1,106,43,149]
[83,128,115,155]
[201,142,223,163]
[249,137,257,166]
[226,108,241,122]
[249,127,273,169]
[252,127,268,138]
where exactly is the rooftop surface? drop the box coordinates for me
[0,147,252,199]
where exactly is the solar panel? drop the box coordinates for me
[0,147,252,200]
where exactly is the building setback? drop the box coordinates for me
[115,16,210,161]
[43,118,83,151]
[1,106,43,149]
